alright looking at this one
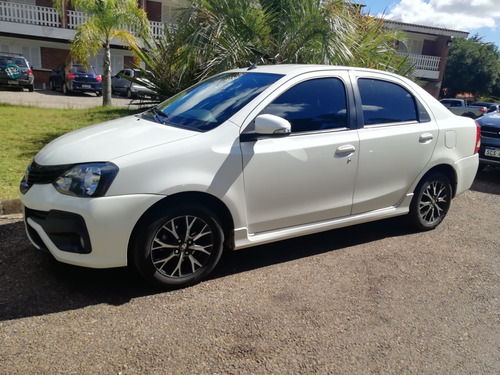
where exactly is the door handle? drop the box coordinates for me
[419,133,434,143]
[335,144,356,156]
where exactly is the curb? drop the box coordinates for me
[0,198,22,215]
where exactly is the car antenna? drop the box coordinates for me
[247,54,271,70]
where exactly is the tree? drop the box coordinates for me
[55,0,150,105]
[131,0,411,97]
[442,35,500,98]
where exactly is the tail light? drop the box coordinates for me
[96,75,102,82]
[28,68,33,77]
[474,121,481,154]
[67,72,75,80]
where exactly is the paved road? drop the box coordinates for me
[0,168,499,374]
[0,87,152,109]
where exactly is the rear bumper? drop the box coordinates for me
[0,77,34,88]
[454,153,479,195]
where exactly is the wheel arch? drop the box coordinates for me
[417,164,457,197]
[127,191,236,264]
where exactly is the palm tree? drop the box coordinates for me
[55,0,150,105]
[132,0,412,97]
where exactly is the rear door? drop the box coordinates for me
[351,73,438,214]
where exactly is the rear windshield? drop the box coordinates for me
[0,55,28,68]
[70,65,97,74]
[148,72,283,132]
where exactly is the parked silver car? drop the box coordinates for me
[21,65,480,289]
[111,69,157,99]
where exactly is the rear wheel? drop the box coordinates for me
[49,80,55,91]
[131,204,224,289]
[63,83,70,95]
[28,83,34,92]
[409,173,452,231]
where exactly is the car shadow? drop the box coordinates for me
[471,165,500,195]
[0,216,412,321]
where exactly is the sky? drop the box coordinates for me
[361,0,500,48]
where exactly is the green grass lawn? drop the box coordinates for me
[0,104,143,201]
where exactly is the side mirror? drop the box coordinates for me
[255,114,291,135]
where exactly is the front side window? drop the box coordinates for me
[358,78,429,125]
[148,72,283,132]
[261,77,348,133]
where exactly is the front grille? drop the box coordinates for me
[26,161,72,185]
[480,126,500,139]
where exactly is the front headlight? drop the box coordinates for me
[54,162,119,197]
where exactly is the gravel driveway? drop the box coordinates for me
[1,168,499,374]
[1,89,499,374]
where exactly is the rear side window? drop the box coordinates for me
[261,78,348,132]
[358,78,430,125]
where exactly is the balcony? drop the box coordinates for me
[0,0,165,39]
[402,53,441,80]
[0,1,59,28]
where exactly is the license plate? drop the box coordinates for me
[485,147,500,158]
[8,80,18,85]
[82,84,91,88]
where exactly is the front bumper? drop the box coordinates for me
[479,139,500,167]
[21,184,163,268]
[131,83,156,97]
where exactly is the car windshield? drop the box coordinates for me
[144,72,283,132]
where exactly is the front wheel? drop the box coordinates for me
[409,173,452,231]
[131,204,225,289]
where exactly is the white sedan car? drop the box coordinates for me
[20,65,480,288]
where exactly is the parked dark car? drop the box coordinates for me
[486,104,500,113]
[476,111,500,169]
[111,68,157,99]
[0,52,34,92]
[49,63,102,96]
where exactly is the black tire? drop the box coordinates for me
[96,90,102,97]
[49,80,55,91]
[126,88,135,99]
[131,204,224,289]
[63,83,70,96]
[28,83,34,92]
[409,173,452,231]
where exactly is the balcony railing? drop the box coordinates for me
[403,53,441,71]
[1,1,165,39]
[0,1,59,28]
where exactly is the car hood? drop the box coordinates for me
[34,114,199,165]
[477,112,500,127]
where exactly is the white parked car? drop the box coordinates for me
[111,68,157,99]
[20,65,480,288]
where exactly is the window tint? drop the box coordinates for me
[261,78,348,132]
[153,72,283,132]
[358,79,423,125]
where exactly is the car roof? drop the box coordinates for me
[227,64,404,79]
